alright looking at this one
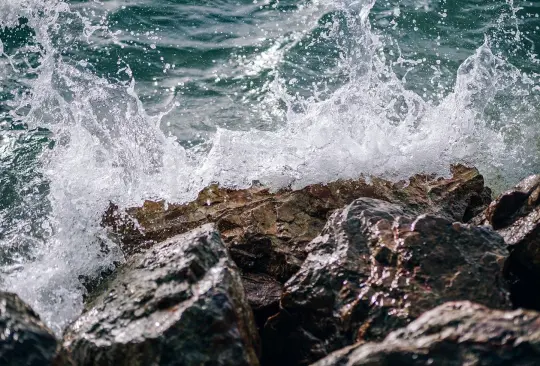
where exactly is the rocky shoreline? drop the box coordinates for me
[4,165,540,365]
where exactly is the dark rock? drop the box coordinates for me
[472,174,540,231]
[62,224,260,366]
[471,175,540,310]
[311,301,540,366]
[263,198,510,366]
[103,165,489,308]
[99,165,491,362]
[241,273,283,331]
[0,291,59,366]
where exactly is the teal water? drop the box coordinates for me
[1,0,540,332]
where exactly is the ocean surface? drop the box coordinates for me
[1,0,540,333]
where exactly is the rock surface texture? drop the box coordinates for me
[62,224,260,366]
[5,164,539,366]
[472,175,540,310]
[104,165,491,329]
[262,198,510,365]
[312,301,540,366]
[37,164,515,366]
[0,292,58,366]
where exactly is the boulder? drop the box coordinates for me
[312,301,540,366]
[62,224,260,366]
[103,166,491,326]
[471,175,540,310]
[262,198,510,365]
[0,292,58,366]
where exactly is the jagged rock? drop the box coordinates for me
[262,198,510,366]
[103,165,489,308]
[0,292,58,366]
[106,165,489,257]
[472,175,540,310]
[62,224,260,366]
[98,165,491,362]
[472,174,540,232]
[311,301,540,366]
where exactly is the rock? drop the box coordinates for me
[241,273,283,331]
[106,165,489,255]
[99,165,491,363]
[62,224,260,366]
[262,198,510,366]
[471,175,540,310]
[311,301,540,366]
[0,292,59,366]
[103,166,490,315]
[472,174,540,232]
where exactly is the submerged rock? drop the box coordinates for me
[312,301,540,366]
[472,175,540,310]
[63,224,260,366]
[0,292,58,366]
[262,198,510,365]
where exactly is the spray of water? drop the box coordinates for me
[0,0,539,333]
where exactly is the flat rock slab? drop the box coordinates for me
[312,301,540,366]
[62,224,260,366]
[0,292,58,366]
[263,198,510,365]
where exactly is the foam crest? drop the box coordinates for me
[198,23,525,192]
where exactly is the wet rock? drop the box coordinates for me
[241,273,283,331]
[472,175,540,310]
[104,165,489,283]
[101,165,491,356]
[262,198,510,366]
[63,224,260,366]
[472,174,540,231]
[312,301,540,366]
[0,292,58,366]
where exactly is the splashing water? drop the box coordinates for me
[1,0,539,332]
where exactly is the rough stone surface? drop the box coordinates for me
[97,165,493,365]
[0,292,58,366]
[241,273,283,331]
[472,174,540,231]
[472,175,540,310]
[311,301,540,366]
[262,198,510,366]
[63,224,260,366]
[103,166,490,319]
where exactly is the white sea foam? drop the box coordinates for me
[0,0,539,333]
